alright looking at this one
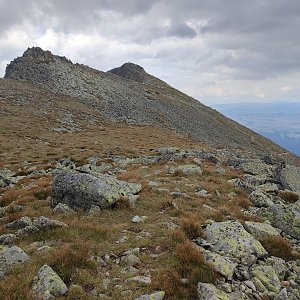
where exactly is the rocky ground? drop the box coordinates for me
[1,146,300,299]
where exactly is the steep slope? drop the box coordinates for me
[3,47,296,159]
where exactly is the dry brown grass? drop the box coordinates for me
[180,217,203,239]
[278,190,299,203]
[261,236,300,260]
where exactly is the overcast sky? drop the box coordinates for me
[0,0,299,105]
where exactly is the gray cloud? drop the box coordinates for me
[0,0,300,103]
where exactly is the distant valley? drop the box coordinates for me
[214,103,300,156]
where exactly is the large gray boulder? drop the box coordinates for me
[204,221,267,265]
[32,265,68,299]
[267,201,300,239]
[239,160,274,177]
[0,245,30,276]
[279,165,300,193]
[52,172,142,210]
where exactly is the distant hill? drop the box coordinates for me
[214,103,300,156]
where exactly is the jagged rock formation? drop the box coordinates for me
[4,47,296,159]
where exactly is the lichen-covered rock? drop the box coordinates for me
[32,265,68,299]
[0,245,30,276]
[249,190,274,207]
[134,291,165,300]
[197,283,229,300]
[259,182,279,193]
[204,221,267,264]
[229,178,256,194]
[267,201,300,239]
[243,174,268,186]
[33,216,67,229]
[199,248,237,280]
[0,169,17,187]
[172,164,202,176]
[0,233,17,245]
[154,147,178,155]
[266,257,287,281]
[52,172,142,210]
[279,165,300,193]
[6,216,32,229]
[244,221,280,240]
[53,203,73,214]
[251,265,281,294]
[240,160,273,177]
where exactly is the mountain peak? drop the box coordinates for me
[108,62,152,83]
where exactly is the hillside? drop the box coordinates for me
[0,48,300,300]
[4,47,297,163]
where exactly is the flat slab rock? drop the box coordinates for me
[204,221,267,265]
[244,221,280,240]
[52,172,142,210]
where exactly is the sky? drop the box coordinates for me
[0,0,300,105]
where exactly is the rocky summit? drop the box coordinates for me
[0,47,300,300]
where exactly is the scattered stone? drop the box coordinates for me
[154,147,178,155]
[0,233,17,245]
[197,282,229,300]
[121,266,139,274]
[121,254,141,267]
[88,205,101,214]
[6,216,32,229]
[128,276,151,285]
[32,265,68,299]
[162,222,178,230]
[52,172,142,210]
[53,203,73,214]
[33,216,67,230]
[196,189,211,197]
[134,291,165,300]
[131,215,147,223]
[172,164,202,176]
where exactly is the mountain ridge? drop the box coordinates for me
[3,47,299,164]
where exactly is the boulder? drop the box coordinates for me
[267,201,300,239]
[197,283,229,300]
[199,248,237,280]
[279,165,300,193]
[249,190,274,207]
[266,257,287,281]
[244,221,280,240]
[251,265,281,294]
[172,164,202,176]
[134,291,165,300]
[239,160,273,177]
[0,245,30,276]
[52,172,142,210]
[0,233,17,245]
[0,169,16,187]
[204,221,267,265]
[53,203,73,214]
[32,265,68,299]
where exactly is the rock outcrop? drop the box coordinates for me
[52,172,142,210]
